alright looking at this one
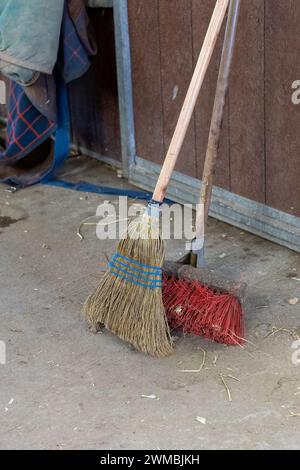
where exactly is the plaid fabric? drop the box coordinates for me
[0,0,96,185]
[60,1,96,83]
[3,80,56,163]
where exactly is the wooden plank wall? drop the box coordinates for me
[69,7,121,161]
[128,0,300,217]
[265,0,300,215]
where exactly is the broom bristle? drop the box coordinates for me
[84,212,173,357]
[163,275,244,346]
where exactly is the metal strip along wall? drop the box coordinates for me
[75,0,300,252]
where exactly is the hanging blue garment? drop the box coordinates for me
[0,0,64,86]
[0,0,96,186]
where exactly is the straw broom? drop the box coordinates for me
[84,0,230,357]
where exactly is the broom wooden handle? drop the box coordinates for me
[152,0,229,203]
[195,0,240,237]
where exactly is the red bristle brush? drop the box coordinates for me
[163,0,246,346]
[163,271,245,345]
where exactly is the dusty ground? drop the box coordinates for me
[0,156,299,450]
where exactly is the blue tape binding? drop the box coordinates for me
[114,252,161,271]
[108,252,162,289]
[109,265,162,286]
[109,262,161,283]
[111,259,161,278]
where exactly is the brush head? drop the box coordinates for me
[163,274,244,346]
[84,208,173,357]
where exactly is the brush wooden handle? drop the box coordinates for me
[152,0,229,203]
[195,0,240,238]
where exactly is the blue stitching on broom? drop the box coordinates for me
[108,254,162,289]
[111,261,161,279]
[113,253,162,272]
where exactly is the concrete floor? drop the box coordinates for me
[0,156,300,450]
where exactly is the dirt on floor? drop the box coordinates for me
[0,157,300,450]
